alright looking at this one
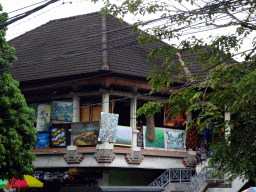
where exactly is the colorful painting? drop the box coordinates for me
[34,133,50,149]
[143,126,165,149]
[51,101,73,122]
[114,126,132,146]
[98,112,119,143]
[164,104,186,127]
[166,129,185,150]
[50,127,69,147]
[71,121,100,146]
[36,104,52,132]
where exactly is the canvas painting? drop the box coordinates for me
[50,127,69,147]
[36,104,52,132]
[51,101,73,122]
[166,129,185,150]
[143,126,165,149]
[114,126,132,146]
[34,133,50,149]
[71,121,100,146]
[164,104,186,127]
[98,112,119,143]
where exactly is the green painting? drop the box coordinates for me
[143,126,165,149]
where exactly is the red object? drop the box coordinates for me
[164,104,186,127]
[7,178,29,188]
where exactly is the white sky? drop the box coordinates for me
[0,0,254,61]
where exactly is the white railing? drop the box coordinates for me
[185,167,226,192]
[148,168,194,187]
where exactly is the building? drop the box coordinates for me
[8,12,200,189]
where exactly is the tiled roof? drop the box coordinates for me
[8,12,206,83]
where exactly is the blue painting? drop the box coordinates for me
[114,126,132,146]
[51,101,73,122]
[34,133,50,149]
[98,112,119,143]
[50,128,68,147]
[166,129,185,150]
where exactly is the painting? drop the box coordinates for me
[50,127,70,147]
[143,126,165,149]
[71,121,100,146]
[36,104,52,132]
[51,101,73,122]
[114,126,132,146]
[166,129,186,150]
[34,133,50,149]
[98,112,119,143]
[164,104,186,127]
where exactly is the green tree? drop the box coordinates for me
[93,0,256,181]
[0,4,37,181]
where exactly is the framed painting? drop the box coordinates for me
[165,129,186,150]
[34,133,50,149]
[114,126,132,146]
[143,126,165,150]
[36,104,52,132]
[50,124,70,148]
[98,112,119,143]
[71,121,100,146]
[51,101,73,122]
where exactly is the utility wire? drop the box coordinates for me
[7,0,50,14]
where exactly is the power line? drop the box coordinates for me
[7,0,50,14]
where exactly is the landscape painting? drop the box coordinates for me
[114,126,132,146]
[71,121,100,146]
[143,126,165,149]
[166,129,185,150]
[51,101,73,122]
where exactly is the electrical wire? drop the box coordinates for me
[7,0,50,14]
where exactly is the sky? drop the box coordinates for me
[0,0,254,61]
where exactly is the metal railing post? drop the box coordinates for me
[180,169,182,183]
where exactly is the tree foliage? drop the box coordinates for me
[93,0,256,181]
[0,4,37,181]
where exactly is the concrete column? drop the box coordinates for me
[130,97,140,151]
[186,112,192,123]
[102,92,109,113]
[73,94,80,123]
[186,112,195,155]
[97,91,113,149]
[68,92,80,150]
[225,106,231,138]
[98,170,108,186]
